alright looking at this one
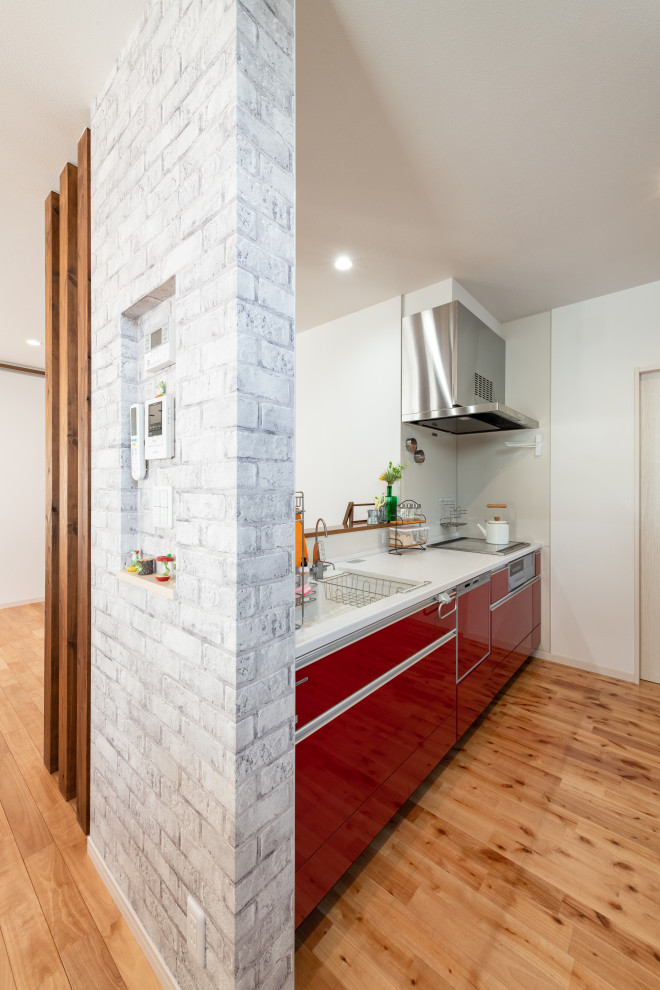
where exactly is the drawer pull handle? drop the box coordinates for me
[295,677,309,687]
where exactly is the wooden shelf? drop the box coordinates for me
[303,522,390,538]
[116,570,176,599]
[303,520,426,538]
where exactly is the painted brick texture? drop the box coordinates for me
[89,1,295,988]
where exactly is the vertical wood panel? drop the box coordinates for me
[58,162,79,800]
[44,192,60,773]
[76,129,91,833]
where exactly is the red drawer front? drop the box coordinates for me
[295,710,456,927]
[532,579,541,630]
[532,623,541,652]
[457,654,499,737]
[296,598,455,729]
[457,581,490,680]
[490,567,509,604]
[490,584,533,666]
[535,552,541,576]
[488,632,533,698]
[295,637,456,872]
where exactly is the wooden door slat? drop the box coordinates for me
[44,191,60,774]
[58,162,78,801]
[76,128,91,834]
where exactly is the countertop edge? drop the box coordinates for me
[294,542,542,662]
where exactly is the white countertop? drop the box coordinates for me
[295,542,542,662]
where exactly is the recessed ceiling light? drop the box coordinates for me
[26,339,42,347]
[334,255,353,271]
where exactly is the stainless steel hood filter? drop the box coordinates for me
[402,300,538,434]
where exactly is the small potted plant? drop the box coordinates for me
[379,461,407,522]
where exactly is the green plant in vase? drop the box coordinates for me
[379,461,407,522]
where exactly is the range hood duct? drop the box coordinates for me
[402,300,539,434]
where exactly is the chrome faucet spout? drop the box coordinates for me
[315,517,328,539]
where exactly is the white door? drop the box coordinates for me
[640,370,660,683]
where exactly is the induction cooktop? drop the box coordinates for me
[428,537,531,556]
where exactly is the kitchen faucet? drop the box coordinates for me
[310,518,335,580]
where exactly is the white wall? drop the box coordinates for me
[296,295,402,529]
[399,425,457,541]
[551,280,660,679]
[0,370,45,606]
[457,311,552,649]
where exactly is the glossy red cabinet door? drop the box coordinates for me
[490,584,533,666]
[296,636,456,870]
[532,578,541,630]
[296,598,455,730]
[295,637,456,924]
[488,632,533,699]
[295,709,457,926]
[457,654,499,737]
[456,581,490,679]
[490,567,509,604]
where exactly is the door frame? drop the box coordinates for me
[634,364,660,684]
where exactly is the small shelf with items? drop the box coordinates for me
[389,500,428,554]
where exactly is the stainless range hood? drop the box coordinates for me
[402,300,538,434]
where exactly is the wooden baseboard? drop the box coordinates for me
[87,839,180,990]
[532,648,636,683]
[0,597,45,611]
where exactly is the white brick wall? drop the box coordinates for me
[90,1,295,987]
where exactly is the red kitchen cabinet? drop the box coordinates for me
[296,597,455,731]
[456,653,499,737]
[295,708,456,926]
[295,633,456,925]
[456,579,490,680]
[490,567,509,604]
[532,576,541,630]
[490,584,533,667]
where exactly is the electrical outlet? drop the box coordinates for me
[186,895,206,967]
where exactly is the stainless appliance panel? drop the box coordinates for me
[402,302,457,419]
[429,538,531,556]
[402,299,539,433]
[507,552,535,592]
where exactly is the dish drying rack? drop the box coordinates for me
[439,499,468,528]
[389,499,429,554]
[320,571,427,608]
[295,491,315,628]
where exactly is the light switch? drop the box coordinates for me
[153,486,173,528]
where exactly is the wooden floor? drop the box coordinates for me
[0,603,161,990]
[296,657,660,990]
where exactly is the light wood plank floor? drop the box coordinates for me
[0,603,162,990]
[296,658,660,990]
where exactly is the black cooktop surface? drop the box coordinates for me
[428,537,531,556]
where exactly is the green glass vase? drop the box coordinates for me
[386,485,397,523]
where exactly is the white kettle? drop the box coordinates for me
[477,504,510,544]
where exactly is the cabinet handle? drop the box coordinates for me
[295,677,309,687]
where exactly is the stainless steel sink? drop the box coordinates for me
[297,569,428,629]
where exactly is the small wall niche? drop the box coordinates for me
[119,276,178,592]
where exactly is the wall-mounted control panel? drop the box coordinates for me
[153,486,173,529]
[144,316,175,373]
[130,403,146,481]
[145,394,174,460]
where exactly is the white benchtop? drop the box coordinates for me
[295,542,542,662]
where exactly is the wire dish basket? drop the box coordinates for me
[319,571,424,609]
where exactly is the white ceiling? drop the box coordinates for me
[296,0,660,330]
[0,0,147,369]
[3,0,660,364]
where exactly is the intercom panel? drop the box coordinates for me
[145,394,174,460]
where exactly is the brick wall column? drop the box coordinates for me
[89,1,295,988]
